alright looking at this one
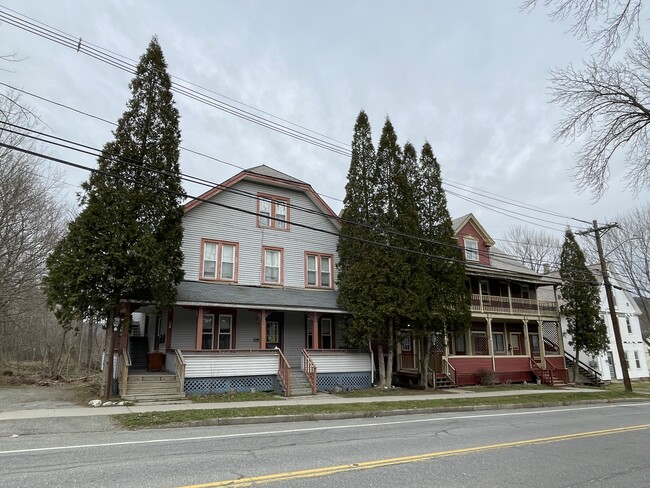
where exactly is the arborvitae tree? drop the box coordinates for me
[337,110,385,380]
[372,118,406,387]
[559,230,608,382]
[415,142,470,388]
[44,37,184,398]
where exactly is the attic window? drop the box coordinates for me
[464,237,479,261]
[257,194,290,230]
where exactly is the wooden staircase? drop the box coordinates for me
[564,356,605,386]
[122,373,185,401]
[434,373,456,389]
[288,369,314,396]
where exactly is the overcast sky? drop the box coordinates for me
[1,1,648,245]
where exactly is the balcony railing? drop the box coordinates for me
[471,293,558,316]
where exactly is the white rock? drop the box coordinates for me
[88,400,102,407]
[117,401,125,406]
[11,434,19,438]
[102,401,113,407]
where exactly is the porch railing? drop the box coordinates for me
[471,293,558,316]
[119,348,131,398]
[302,349,317,395]
[277,347,291,398]
[529,357,550,384]
[546,360,569,385]
[174,349,186,395]
[442,358,457,386]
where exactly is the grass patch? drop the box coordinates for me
[188,391,280,403]
[115,390,645,429]
[334,387,451,398]
[605,381,650,393]
[457,383,554,393]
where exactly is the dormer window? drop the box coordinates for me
[464,237,479,261]
[257,194,290,230]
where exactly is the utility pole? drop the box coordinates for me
[579,220,632,392]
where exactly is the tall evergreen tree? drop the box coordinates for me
[559,230,608,381]
[414,142,470,387]
[44,37,184,398]
[337,110,385,379]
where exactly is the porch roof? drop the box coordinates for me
[175,280,345,314]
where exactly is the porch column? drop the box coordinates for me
[311,312,320,349]
[507,283,513,314]
[486,317,494,371]
[555,321,565,357]
[118,303,132,351]
[522,319,530,356]
[538,320,546,368]
[166,307,174,351]
[259,310,269,350]
[195,307,204,350]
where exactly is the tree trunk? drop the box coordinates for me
[386,320,394,388]
[377,343,386,388]
[85,317,94,380]
[102,309,116,400]
[573,349,580,384]
[420,336,432,389]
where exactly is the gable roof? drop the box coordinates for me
[452,213,495,247]
[183,164,340,229]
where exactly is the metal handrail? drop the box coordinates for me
[544,338,602,382]
[276,347,291,397]
[302,349,317,395]
[174,349,186,395]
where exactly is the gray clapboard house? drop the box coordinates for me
[118,165,372,400]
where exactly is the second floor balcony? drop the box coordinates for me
[471,293,558,317]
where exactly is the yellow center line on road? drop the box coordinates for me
[178,423,650,487]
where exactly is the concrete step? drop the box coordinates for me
[128,375,177,382]
[122,393,185,401]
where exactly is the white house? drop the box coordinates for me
[561,265,649,383]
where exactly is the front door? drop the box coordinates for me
[265,312,283,350]
[607,351,616,378]
[529,333,540,358]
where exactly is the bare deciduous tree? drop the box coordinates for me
[523,0,642,59]
[499,225,563,273]
[0,91,69,366]
[551,40,650,197]
[524,1,650,198]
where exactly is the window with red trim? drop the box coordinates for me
[263,247,284,285]
[305,252,333,288]
[257,194,290,230]
[200,239,238,282]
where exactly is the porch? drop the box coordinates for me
[119,297,373,398]
[395,319,568,388]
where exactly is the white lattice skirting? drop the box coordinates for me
[185,376,276,395]
[317,372,372,391]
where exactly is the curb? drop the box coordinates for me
[121,397,650,430]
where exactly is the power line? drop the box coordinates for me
[1,82,594,242]
[0,6,352,158]
[0,140,481,267]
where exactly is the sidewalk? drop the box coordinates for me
[0,387,605,421]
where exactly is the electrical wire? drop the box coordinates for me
[0,7,352,157]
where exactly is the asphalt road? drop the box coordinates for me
[1,402,649,487]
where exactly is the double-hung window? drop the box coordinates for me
[202,314,233,350]
[464,237,479,261]
[492,332,505,353]
[201,240,238,281]
[263,247,283,285]
[305,253,333,288]
[257,194,290,230]
[626,316,632,334]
